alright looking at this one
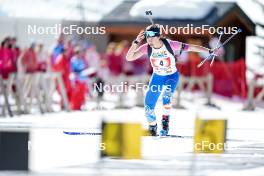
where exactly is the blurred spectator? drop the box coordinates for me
[0,37,18,78]
[85,44,100,72]
[113,42,125,75]
[36,43,49,71]
[84,44,104,96]
[53,48,72,101]
[97,59,109,82]
[51,35,64,65]
[106,42,123,76]
[69,46,88,110]
[65,39,75,59]
[105,42,115,74]
[93,59,110,100]
[10,37,20,64]
[70,46,88,82]
[19,42,38,73]
[189,52,202,76]
[53,47,87,110]
[105,40,150,76]
[120,40,134,75]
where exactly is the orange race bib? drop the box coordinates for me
[151,57,171,68]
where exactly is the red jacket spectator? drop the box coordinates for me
[21,44,38,73]
[0,39,16,78]
[53,49,71,98]
[106,42,123,76]
[53,49,71,109]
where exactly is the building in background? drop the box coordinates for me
[100,0,256,62]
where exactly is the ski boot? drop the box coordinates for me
[148,124,157,136]
[160,115,169,136]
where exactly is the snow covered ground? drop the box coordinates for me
[0,93,264,176]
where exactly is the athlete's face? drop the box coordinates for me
[146,36,160,47]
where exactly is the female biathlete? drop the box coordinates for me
[126,24,216,136]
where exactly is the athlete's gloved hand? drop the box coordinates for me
[209,48,218,54]
[135,30,145,44]
[209,48,219,57]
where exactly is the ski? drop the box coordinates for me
[63,131,102,135]
[63,131,192,138]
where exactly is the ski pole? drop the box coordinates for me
[197,28,242,68]
[145,10,154,25]
[210,31,224,67]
